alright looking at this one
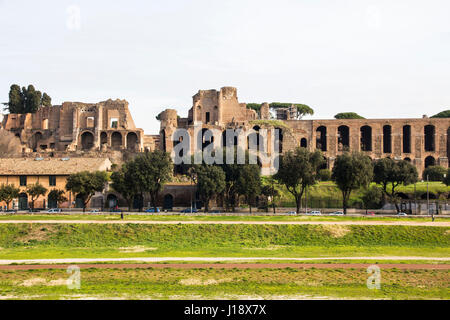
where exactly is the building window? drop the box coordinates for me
[110,118,118,129]
[49,175,56,186]
[206,112,210,124]
[20,176,27,186]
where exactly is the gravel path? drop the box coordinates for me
[0,220,448,226]
[0,263,448,271]
[0,256,449,265]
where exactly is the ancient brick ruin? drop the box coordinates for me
[159,87,450,176]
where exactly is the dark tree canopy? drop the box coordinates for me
[110,162,141,211]
[4,84,52,114]
[247,103,314,119]
[422,166,447,182]
[332,152,373,214]
[430,110,450,118]
[444,169,450,186]
[236,164,262,214]
[274,147,324,214]
[26,183,48,210]
[48,189,67,207]
[334,112,365,119]
[65,171,108,212]
[0,184,20,210]
[129,150,173,211]
[373,158,418,213]
[192,165,226,212]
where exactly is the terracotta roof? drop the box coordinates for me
[0,158,112,175]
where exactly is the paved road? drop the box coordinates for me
[0,220,448,226]
[0,256,448,265]
[0,263,448,271]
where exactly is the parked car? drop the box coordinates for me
[90,209,100,213]
[287,211,297,215]
[28,208,41,213]
[306,211,321,215]
[397,212,407,216]
[366,211,376,216]
[180,208,198,213]
[329,211,344,216]
[210,210,221,214]
[47,208,62,213]
[145,207,161,213]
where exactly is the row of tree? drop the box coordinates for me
[3,84,52,114]
[0,183,66,210]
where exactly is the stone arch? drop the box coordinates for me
[424,125,435,152]
[403,125,411,153]
[199,128,213,151]
[383,125,392,153]
[107,194,118,209]
[127,132,139,152]
[316,126,327,152]
[337,125,350,151]
[275,128,283,153]
[30,132,43,151]
[80,131,94,150]
[100,132,108,146]
[248,126,263,151]
[18,193,28,210]
[163,194,174,210]
[360,125,372,151]
[404,157,412,162]
[222,130,238,148]
[425,156,435,168]
[111,132,122,150]
[300,138,307,148]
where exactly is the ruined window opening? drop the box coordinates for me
[87,116,95,128]
[316,126,327,152]
[383,125,392,153]
[275,128,283,153]
[424,125,435,152]
[360,126,372,151]
[337,126,350,151]
[425,156,435,168]
[111,132,123,150]
[206,112,210,124]
[300,138,307,148]
[403,125,411,153]
[81,132,94,150]
[110,118,119,129]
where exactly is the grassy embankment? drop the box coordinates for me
[0,224,448,260]
[0,267,448,300]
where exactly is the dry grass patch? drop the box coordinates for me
[118,246,157,253]
[321,225,351,238]
[179,278,233,286]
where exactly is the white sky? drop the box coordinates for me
[1,0,449,134]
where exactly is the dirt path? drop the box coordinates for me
[0,220,448,226]
[0,263,448,271]
[0,256,449,265]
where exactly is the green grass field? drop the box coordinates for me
[0,224,448,260]
[0,214,447,222]
[0,267,448,300]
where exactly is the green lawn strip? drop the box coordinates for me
[0,246,449,260]
[0,214,448,222]
[0,224,448,260]
[0,268,447,300]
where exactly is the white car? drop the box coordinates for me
[329,211,344,216]
[306,211,321,215]
[47,208,61,213]
[287,211,297,215]
[397,212,407,216]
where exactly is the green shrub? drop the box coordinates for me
[423,166,447,181]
